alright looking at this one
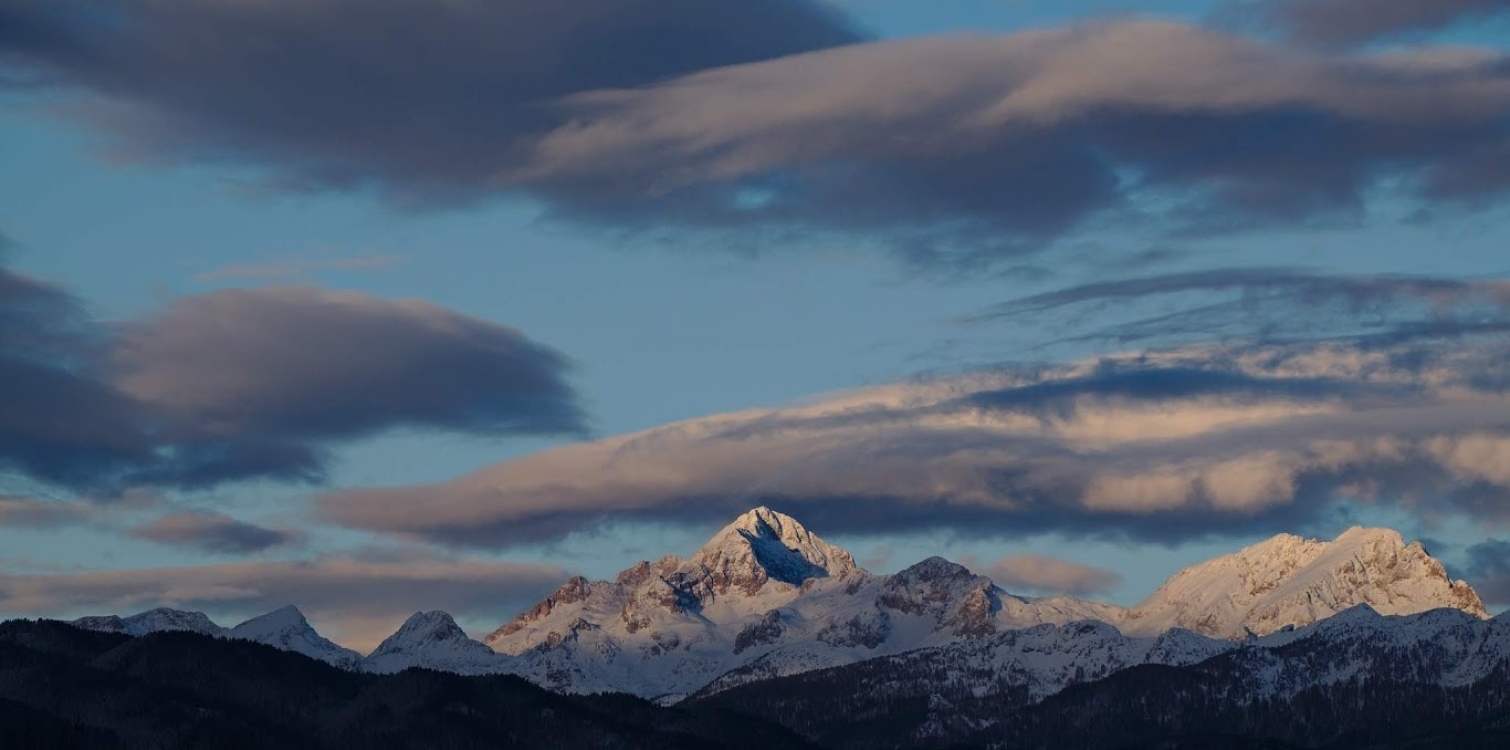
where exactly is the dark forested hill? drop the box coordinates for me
[0,619,817,750]
[6,613,1509,750]
[686,609,1510,750]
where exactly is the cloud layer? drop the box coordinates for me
[0,0,855,203]
[1465,539,1510,606]
[129,511,300,555]
[0,262,584,494]
[318,334,1510,550]
[0,554,568,651]
[977,267,1510,347]
[6,8,1510,263]
[964,554,1124,596]
[1238,0,1510,47]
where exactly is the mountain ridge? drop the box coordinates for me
[62,507,1490,700]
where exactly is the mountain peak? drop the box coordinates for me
[73,607,225,637]
[689,507,860,595]
[364,610,500,674]
[1125,526,1487,638]
[229,605,361,668]
[371,611,478,656]
[235,604,308,632]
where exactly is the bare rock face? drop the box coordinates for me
[735,610,788,654]
[487,576,599,641]
[880,557,1001,637]
[817,609,891,649]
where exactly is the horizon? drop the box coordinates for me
[45,505,1492,654]
[4,0,1510,655]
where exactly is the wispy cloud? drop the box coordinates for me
[974,268,1510,349]
[1228,0,1510,47]
[317,335,1510,549]
[192,253,399,283]
[963,554,1124,596]
[129,510,302,554]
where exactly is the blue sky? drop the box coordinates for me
[3,0,1510,648]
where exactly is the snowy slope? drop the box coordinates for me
[362,611,506,675]
[1120,527,1487,638]
[686,605,1510,749]
[59,509,1491,701]
[73,607,227,637]
[227,605,362,668]
[479,509,1488,698]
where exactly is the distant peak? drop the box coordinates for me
[688,506,860,594]
[731,506,803,534]
[234,604,309,633]
[399,610,461,632]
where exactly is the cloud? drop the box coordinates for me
[192,254,398,283]
[0,495,94,529]
[6,11,1510,264]
[1464,539,1510,606]
[317,335,1510,548]
[0,260,585,493]
[111,286,585,447]
[962,554,1124,596]
[1233,0,1510,47]
[0,264,154,489]
[976,268,1510,348]
[129,510,300,554]
[0,0,856,204]
[514,21,1510,263]
[0,555,569,652]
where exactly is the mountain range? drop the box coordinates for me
[61,507,1493,703]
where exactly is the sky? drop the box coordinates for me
[3,0,1510,650]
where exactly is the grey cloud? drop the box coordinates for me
[963,554,1124,596]
[1234,0,1510,47]
[0,495,94,529]
[0,0,856,204]
[0,264,156,488]
[111,286,585,444]
[1464,539,1510,606]
[193,254,398,283]
[317,336,1510,549]
[0,259,585,493]
[0,555,570,652]
[129,510,300,554]
[516,21,1510,263]
[7,12,1510,265]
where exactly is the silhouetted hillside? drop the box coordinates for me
[0,619,817,750]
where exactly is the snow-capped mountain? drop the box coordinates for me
[698,618,1230,699]
[1118,526,1488,637]
[361,610,503,675]
[59,508,1491,702]
[73,607,226,637]
[689,604,1510,749]
[227,605,363,668]
[479,507,1488,698]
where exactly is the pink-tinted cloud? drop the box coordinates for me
[963,554,1124,596]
